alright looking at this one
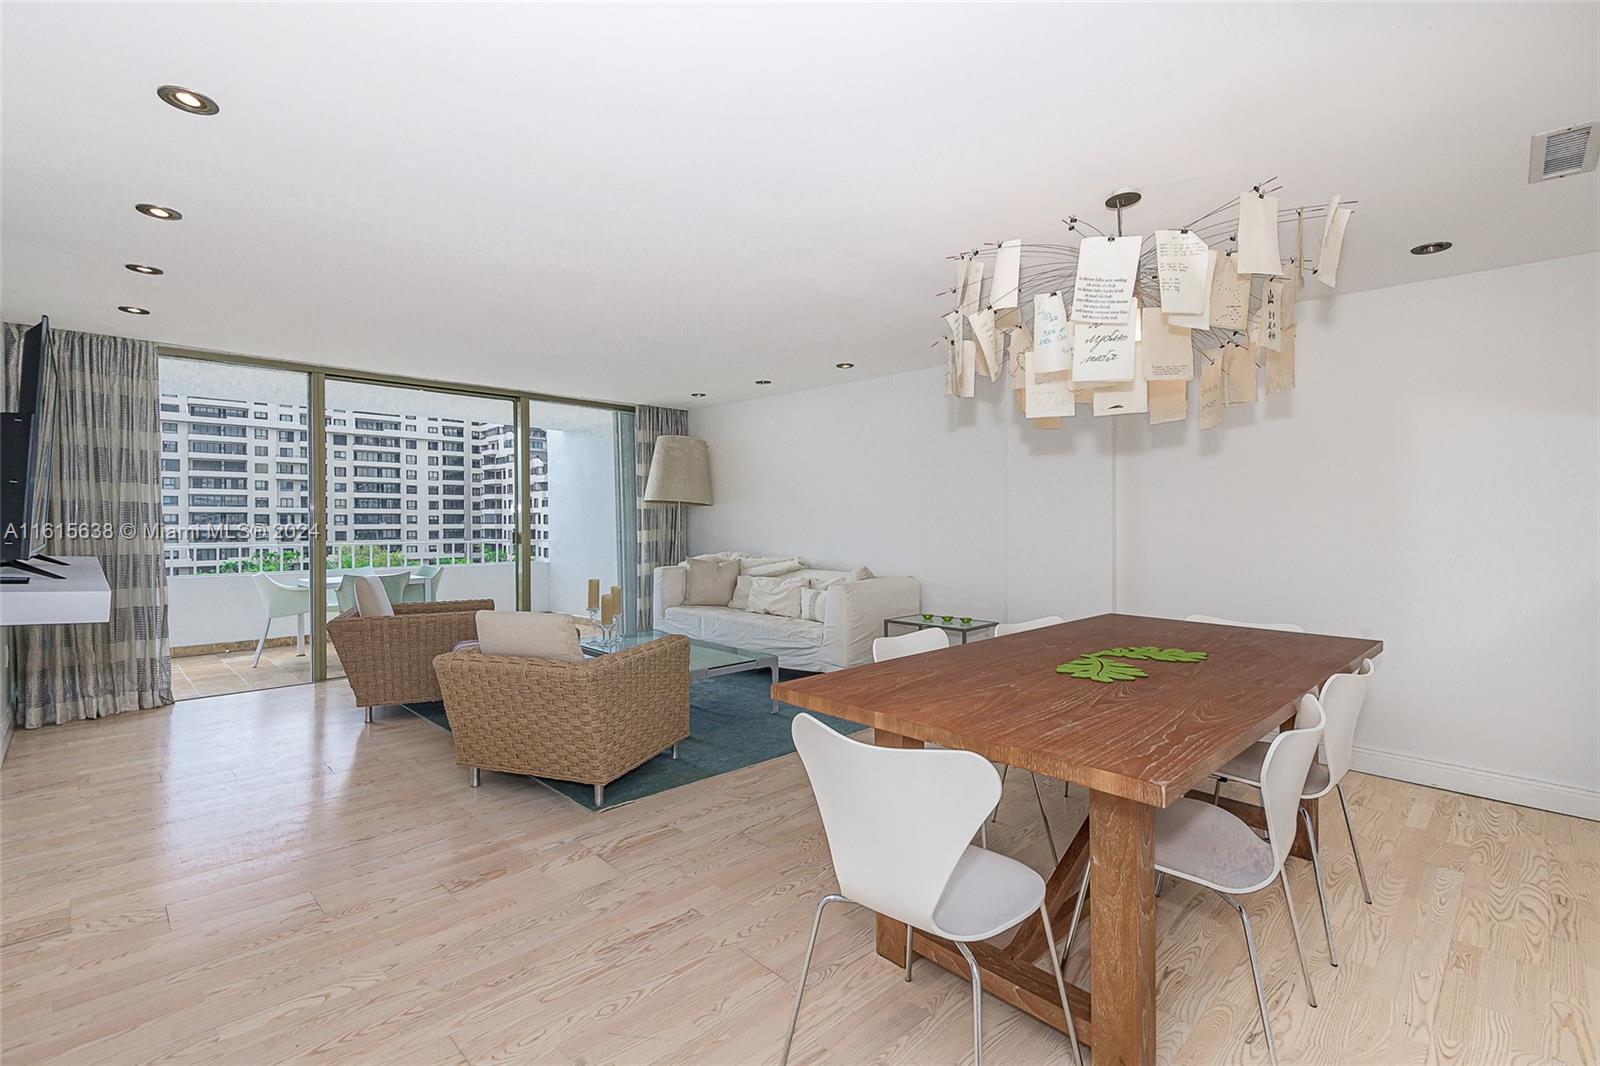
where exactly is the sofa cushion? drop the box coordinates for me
[685,557,740,606]
[800,587,829,622]
[728,574,753,611]
[474,611,583,662]
[850,565,875,581]
[748,575,804,617]
[353,575,395,618]
[662,605,823,653]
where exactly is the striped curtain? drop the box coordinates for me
[634,405,690,630]
[4,323,173,727]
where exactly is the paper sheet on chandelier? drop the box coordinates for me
[1210,252,1251,330]
[1026,358,1076,419]
[1253,281,1285,353]
[1139,307,1194,381]
[991,239,1023,310]
[1274,273,1296,329]
[1093,369,1149,416]
[1197,353,1224,430]
[1267,326,1296,394]
[1168,249,1219,329]
[1008,337,1029,392]
[957,258,986,317]
[1315,205,1354,288]
[1222,342,1258,405]
[1070,236,1143,323]
[967,307,1001,381]
[1030,292,1072,378]
[956,339,977,398]
[1072,303,1138,384]
[1155,230,1212,315]
[1235,191,1284,276]
[1148,379,1188,425]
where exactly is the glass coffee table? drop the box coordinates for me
[883,613,998,644]
[581,629,782,713]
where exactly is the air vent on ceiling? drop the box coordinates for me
[1528,123,1598,183]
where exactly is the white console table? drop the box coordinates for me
[0,556,112,626]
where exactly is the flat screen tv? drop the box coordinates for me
[2,316,63,581]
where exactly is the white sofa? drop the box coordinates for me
[653,558,920,672]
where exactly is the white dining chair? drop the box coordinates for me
[1059,695,1327,1066]
[250,573,313,668]
[990,616,1073,842]
[370,569,412,604]
[1212,659,1377,964]
[992,615,1066,637]
[333,573,362,613]
[872,627,950,661]
[1185,613,1305,633]
[783,714,1082,1066]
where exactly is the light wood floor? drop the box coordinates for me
[1,682,1594,1065]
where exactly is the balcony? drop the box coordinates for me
[168,547,596,697]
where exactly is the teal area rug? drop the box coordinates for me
[405,668,865,811]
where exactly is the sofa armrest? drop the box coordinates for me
[823,576,922,669]
[653,565,688,628]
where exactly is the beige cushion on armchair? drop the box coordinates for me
[475,611,583,661]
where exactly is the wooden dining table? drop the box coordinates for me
[771,612,1382,1066]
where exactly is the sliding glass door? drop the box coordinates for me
[525,401,634,626]
[158,355,318,697]
[321,379,520,678]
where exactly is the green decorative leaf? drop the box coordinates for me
[1056,655,1148,683]
[1056,645,1206,682]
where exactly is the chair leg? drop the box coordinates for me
[1060,860,1092,968]
[363,706,372,724]
[1212,775,1224,804]
[1037,902,1085,1066]
[1336,783,1374,904]
[779,893,846,1066]
[1279,869,1319,1008]
[1030,772,1059,864]
[251,619,269,669]
[904,923,914,982]
[594,784,604,807]
[1224,893,1280,1066]
[1299,804,1339,966]
[979,824,987,849]
[992,765,1008,822]
[955,940,984,1066]
[469,767,480,788]
[1154,871,1165,898]
[295,612,306,656]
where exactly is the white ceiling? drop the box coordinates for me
[3,3,1596,409]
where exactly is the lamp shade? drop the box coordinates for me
[643,435,713,505]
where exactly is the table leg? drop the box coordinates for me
[1089,789,1157,1066]
[769,661,781,715]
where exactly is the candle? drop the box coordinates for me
[587,578,600,611]
[610,585,622,609]
[600,592,615,626]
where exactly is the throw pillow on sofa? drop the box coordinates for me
[850,565,874,581]
[747,575,804,618]
[685,557,740,606]
[744,556,805,577]
[799,587,829,622]
[728,574,753,610]
[475,611,583,662]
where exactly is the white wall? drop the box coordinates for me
[1115,255,1600,818]
[688,366,1117,630]
[689,255,1599,819]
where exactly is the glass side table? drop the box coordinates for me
[883,613,999,644]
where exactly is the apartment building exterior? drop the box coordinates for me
[158,394,544,575]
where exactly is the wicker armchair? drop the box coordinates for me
[327,599,495,721]
[432,634,691,806]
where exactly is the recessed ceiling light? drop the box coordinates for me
[690,392,706,398]
[157,85,219,116]
[835,363,855,369]
[117,305,151,315]
[125,263,164,275]
[1410,241,1453,256]
[754,380,772,385]
[135,203,182,220]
